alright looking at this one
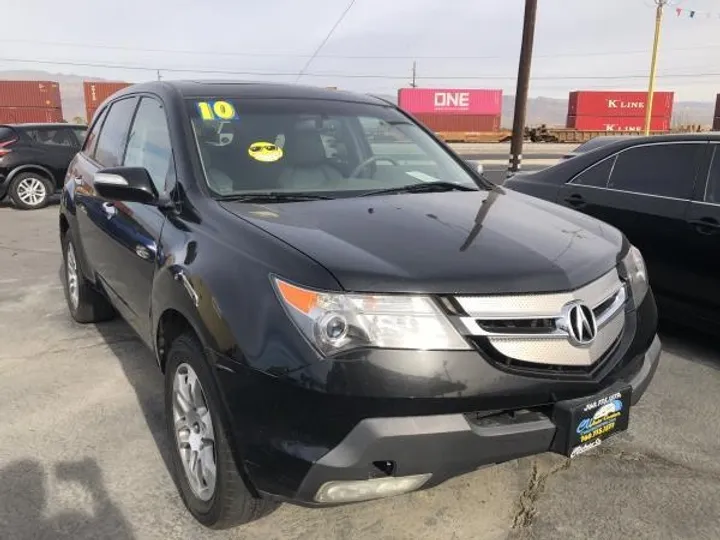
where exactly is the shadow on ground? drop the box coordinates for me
[659,320,720,370]
[93,319,174,473]
[0,458,135,540]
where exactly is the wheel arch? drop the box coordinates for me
[7,164,57,186]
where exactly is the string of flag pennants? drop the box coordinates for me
[676,7,720,19]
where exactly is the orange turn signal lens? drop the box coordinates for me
[275,279,319,314]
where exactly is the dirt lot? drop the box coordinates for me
[1,203,719,540]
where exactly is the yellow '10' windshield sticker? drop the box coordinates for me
[196,100,238,121]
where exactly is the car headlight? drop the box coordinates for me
[273,277,470,355]
[620,245,648,308]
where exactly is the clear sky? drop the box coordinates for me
[2,0,720,100]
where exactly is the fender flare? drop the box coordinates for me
[7,164,58,186]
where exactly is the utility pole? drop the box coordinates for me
[157,69,162,81]
[411,61,417,88]
[508,0,538,177]
[644,0,668,135]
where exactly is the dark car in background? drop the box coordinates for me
[561,136,626,160]
[505,133,720,331]
[59,81,659,529]
[0,123,86,209]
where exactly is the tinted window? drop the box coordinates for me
[574,137,623,154]
[72,127,87,145]
[83,107,108,156]
[23,128,76,147]
[124,98,174,193]
[609,144,699,199]
[0,126,15,142]
[705,146,720,204]
[94,97,138,167]
[572,156,614,187]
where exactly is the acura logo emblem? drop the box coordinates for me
[560,302,598,346]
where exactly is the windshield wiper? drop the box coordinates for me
[216,192,334,203]
[360,181,480,197]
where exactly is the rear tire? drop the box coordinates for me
[165,333,275,529]
[9,172,54,210]
[61,232,115,323]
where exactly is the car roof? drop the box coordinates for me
[522,131,720,184]
[112,80,390,107]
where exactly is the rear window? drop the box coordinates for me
[0,126,16,142]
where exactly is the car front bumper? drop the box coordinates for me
[289,335,660,504]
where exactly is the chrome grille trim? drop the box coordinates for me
[455,269,620,318]
[454,270,626,367]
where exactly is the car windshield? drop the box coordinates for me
[186,98,483,198]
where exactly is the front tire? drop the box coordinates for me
[165,333,274,529]
[9,172,54,210]
[62,232,115,323]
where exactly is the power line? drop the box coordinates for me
[2,56,720,82]
[0,37,719,61]
[295,0,357,82]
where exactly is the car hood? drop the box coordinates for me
[221,188,624,294]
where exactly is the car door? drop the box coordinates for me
[683,142,720,315]
[100,95,175,336]
[562,142,703,302]
[73,96,139,309]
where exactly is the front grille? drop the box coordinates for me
[450,270,627,372]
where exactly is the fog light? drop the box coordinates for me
[314,473,432,503]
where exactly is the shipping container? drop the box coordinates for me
[0,107,64,124]
[414,113,501,132]
[714,117,720,131]
[83,81,131,119]
[398,88,502,116]
[566,115,670,132]
[715,95,720,118]
[568,91,674,119]
[0,81,62,109]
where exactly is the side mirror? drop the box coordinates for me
[93,167,158,204]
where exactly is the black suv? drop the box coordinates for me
[0,123,86,209]
[59,81,660,529]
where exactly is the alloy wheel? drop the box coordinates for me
[172,363,217,501]
[16,177,47,206]
[66,243,80,310]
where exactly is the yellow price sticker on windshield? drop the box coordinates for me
[197,100,238,121]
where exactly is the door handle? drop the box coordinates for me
[102,201,117,218]
[689,217,720,235]
[564,194,587,209]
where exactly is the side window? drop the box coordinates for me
[83,107,108,156]
[123,97,174,194]
[705,146,720,204]
[609,144,700,199]
[94,97,139,167]
[72,128,87,146]
[24,128,75,147]
[571,156,615,187]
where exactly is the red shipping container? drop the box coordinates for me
[568,91,674,118]
[567,115,670,132]
[0,107,64,124]
[714,117,720,131]
[398,88,502,115]
[414,113,501,132]
[0,81,62,109]
[83,81,131,120]
[715,95,720,118]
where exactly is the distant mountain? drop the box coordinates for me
[0,70,715,128]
